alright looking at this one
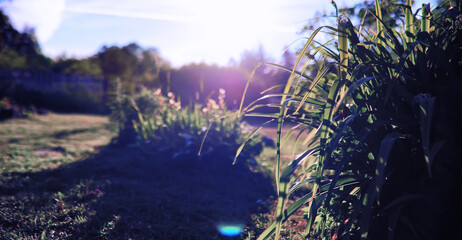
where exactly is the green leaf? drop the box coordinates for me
[414,94,436,176]
[375,133,401,205]
[280,27,324,104]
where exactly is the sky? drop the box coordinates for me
[0,0,435,67]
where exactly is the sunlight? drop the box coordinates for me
[61,0,296,65]
[183,0,289,62]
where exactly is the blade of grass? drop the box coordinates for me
[421,3,431,32]
[232,119,274,164]
[374,0,384,45]
[280,27,324,104]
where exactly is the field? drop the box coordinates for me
[0,113,295,239]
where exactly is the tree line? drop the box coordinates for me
[0,9,297,112]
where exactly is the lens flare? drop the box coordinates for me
[217,223,244,237]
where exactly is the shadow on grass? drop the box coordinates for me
[0,144,275,239]
[51,128,101,139]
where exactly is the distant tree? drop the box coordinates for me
[301,0,440,34]
[237,46,271,91]
[280,48,296,69]
[171,63,248,108]
[0,10,52,70]
[0,10,38,55]
[0,48,27,69]
[97,44,137,94]
[53,56,102,76]
[239,46,268,73]
[135,48,163,89]
[340,0,408,30]
[96,42,169,95]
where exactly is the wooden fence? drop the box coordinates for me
[0,69,107,102]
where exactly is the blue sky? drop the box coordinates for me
[0,0,435,67]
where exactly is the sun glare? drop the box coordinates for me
[186,0,284,61]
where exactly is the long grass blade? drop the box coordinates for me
[294,61,334,114]
[304,79,341,236]
[280,27,324,104]
[421,3,430,32]
[232,119,274,164]
[238,62,264,117]
[197,121,213,156]
[375,133,400,205]
[273,99,289,240]
[415,94,436,177]
[374,0,384,44]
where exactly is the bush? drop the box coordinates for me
[112,87,263,170]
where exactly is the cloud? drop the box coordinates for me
[65,4,192,24]
[64,0,298,33]
[0,0,66,43]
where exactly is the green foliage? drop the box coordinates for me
[241,0,461,239]
[0,10,41,56]
[0,49,27,69]
[0,10,53,71]
[112,87,263,169]
[97,43,165,95]
[53,57,102,76]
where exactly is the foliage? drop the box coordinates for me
[0,49,27,69]
[112,87,264,169]
[53,56,102,76]
[0,10,40,56]
[0,10,53,71]
[97,43,165,95]
[240,0,461,239]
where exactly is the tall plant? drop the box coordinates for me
[116,87,264,169]
[239,0,461,239]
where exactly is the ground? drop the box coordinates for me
[0,113,283,239]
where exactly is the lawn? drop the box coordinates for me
[0,113,283,239]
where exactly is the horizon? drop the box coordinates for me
[0,0,435,67]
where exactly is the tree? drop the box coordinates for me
[97,42,169,96]
[0,10,52,70]
[53,56,102,76]
[135,48,162,89]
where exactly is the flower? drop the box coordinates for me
[154,88,162,96]
[218,88,226,109]
[168,99,175,108]
[207,99,219,110]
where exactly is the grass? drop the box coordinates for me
[0,113,112,173]
[0,112,279,239]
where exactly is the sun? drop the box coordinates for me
[185,0,284,61]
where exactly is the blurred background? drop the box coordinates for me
[0,0,435,115]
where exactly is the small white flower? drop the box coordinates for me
[154,88,161,96]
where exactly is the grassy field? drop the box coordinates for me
[0,113,113,173]
[0,113,293,239]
